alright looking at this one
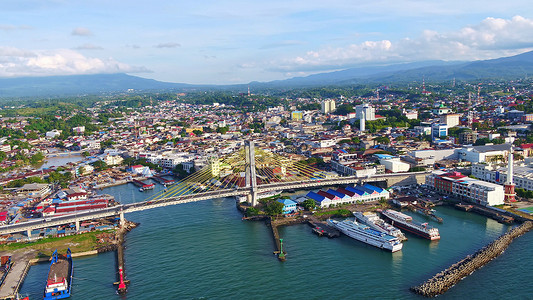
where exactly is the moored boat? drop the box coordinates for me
[44,248,73,300]
[381,209,440,240]
[327,218,403,252]
[353,211,407,241]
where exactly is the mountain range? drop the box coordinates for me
[1,51,533,98]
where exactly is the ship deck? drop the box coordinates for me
[48,258,69,282]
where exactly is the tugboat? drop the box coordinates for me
[44,249,73,300]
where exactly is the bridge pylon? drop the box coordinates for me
[245,140,258,206]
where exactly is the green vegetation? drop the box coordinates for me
[264,200,284,216]
[516,188,533,199]
[314,208,351,217]
[0,230,115,256]
[302,199,316,210]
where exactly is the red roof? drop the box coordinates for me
[521,143,533,149]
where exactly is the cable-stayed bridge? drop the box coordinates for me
[0,141,429,236]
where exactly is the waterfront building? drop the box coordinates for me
[307,184,389,207]
[426,170,504,206]
[471,162,533,191]
[277,199,297,214]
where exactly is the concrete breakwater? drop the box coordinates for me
[411,221,533,297]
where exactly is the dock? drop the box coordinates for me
[307,217,340,238]
[131,179,155,190]
[0,250,35,300]
[152,176,175,186]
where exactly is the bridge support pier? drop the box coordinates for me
[26,229,31,238]
[75,220,80,232]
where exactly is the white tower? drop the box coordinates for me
[360,111,366,132]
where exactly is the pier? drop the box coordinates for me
[131,179,155,191]
[411,221,533,297]
[307,216,340,238]
[152,176,175,186]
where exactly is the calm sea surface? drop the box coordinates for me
[20,182,533,299]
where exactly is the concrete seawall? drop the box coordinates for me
[411,221,533,297]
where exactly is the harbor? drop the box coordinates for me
[9,191,532,299]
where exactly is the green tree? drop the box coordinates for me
[264,201,284,216]
[375,136,390,144]
[216,126,229,134]
[302,199,316,210]
[29,152,45,165]
[172,164,190,179]
[91,160,108,171]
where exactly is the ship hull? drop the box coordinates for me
[44,249,73,300]
[381,213,440,240]
[328,220,403,252]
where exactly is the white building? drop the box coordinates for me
[45,130,62,139]
[472,163,533,191]
[355,104,375,121]
[321,99,336,114]
[439,114,461,127]
[426,170,504,206]
[457,144,511,163]
[380,158,410,173]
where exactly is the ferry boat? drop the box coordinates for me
[380,209,440,240]
[353,211,407,241]
[44,249,73,300]
[327,219,403,252]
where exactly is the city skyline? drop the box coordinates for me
[1,0,533,84]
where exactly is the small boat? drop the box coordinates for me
[44,249,73,300]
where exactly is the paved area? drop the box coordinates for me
[0,249,37,299]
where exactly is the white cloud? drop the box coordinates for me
[0,24,31,31]
[71,27,93,36]
[154,42,181,48]
[74,43,104,50]
[0,47,149,77]
[276,15,533,72]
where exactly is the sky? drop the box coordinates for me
[1,0,533,84]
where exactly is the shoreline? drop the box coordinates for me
[0,220,137,300]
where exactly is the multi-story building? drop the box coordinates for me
[439,114,461,127]
[472,163,533,191]
[321,99,336,114]
[355,104,375,121]
[431,123,448,140]
[458,131,476,145]
[425,170,504,206]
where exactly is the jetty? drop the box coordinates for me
[152,175,175,186]
[307,216,340,238]
[411,221,533,297]
[131,179,155,191]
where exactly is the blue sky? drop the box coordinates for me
[1,0,533,84]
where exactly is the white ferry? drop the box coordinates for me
[353,211,407,241]
[327,219,403,252]
[381,209,440,240]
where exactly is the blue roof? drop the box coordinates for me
[374,154,394,159]
[345,186,366,196]
[326,189,348,199]
[306,191,326,202]
[355,185,377,194]
[277,199,297,206]
[363,183,384,193]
